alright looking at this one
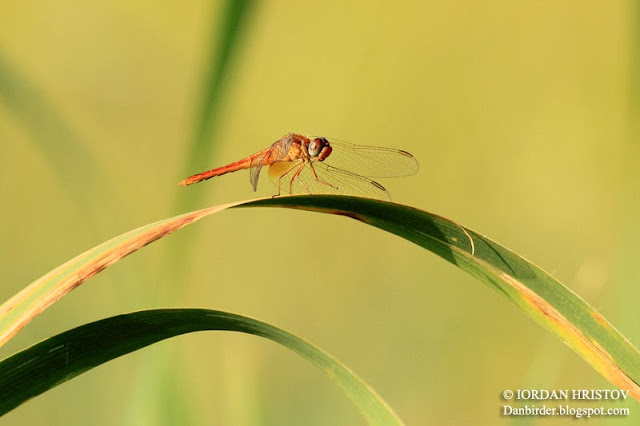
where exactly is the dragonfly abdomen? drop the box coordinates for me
[179,156,254,186]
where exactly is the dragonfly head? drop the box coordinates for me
[309,137,332,161]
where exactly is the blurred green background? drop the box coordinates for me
[1,1,638,425]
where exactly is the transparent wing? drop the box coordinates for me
[320,138,419,178]
[248,136,294,191]
[268,159,391,201]
[249,153,269,191]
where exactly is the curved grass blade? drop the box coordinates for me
[1,195,639,400]
[0,308,403,425]
[0,200,245,347]
[244,196,640,399]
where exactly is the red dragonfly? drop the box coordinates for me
[179,133,419,200]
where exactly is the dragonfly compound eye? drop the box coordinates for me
[308,138,323,157]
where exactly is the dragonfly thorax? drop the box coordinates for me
[308,137,332,161]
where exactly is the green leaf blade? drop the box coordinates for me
[2,194,639,406]
[0,309,403,425]
[239,196,640,397]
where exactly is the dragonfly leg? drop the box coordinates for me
[274,160,302,197]
[308,160,338,190]
[289,162,310,194]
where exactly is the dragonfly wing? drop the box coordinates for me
[249,153,268,191]
[268,160,297,180]
[322,139,419,178]
[269,160,391,201]
[248,136,295,191]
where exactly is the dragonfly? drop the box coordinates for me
[179,133,419,200]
